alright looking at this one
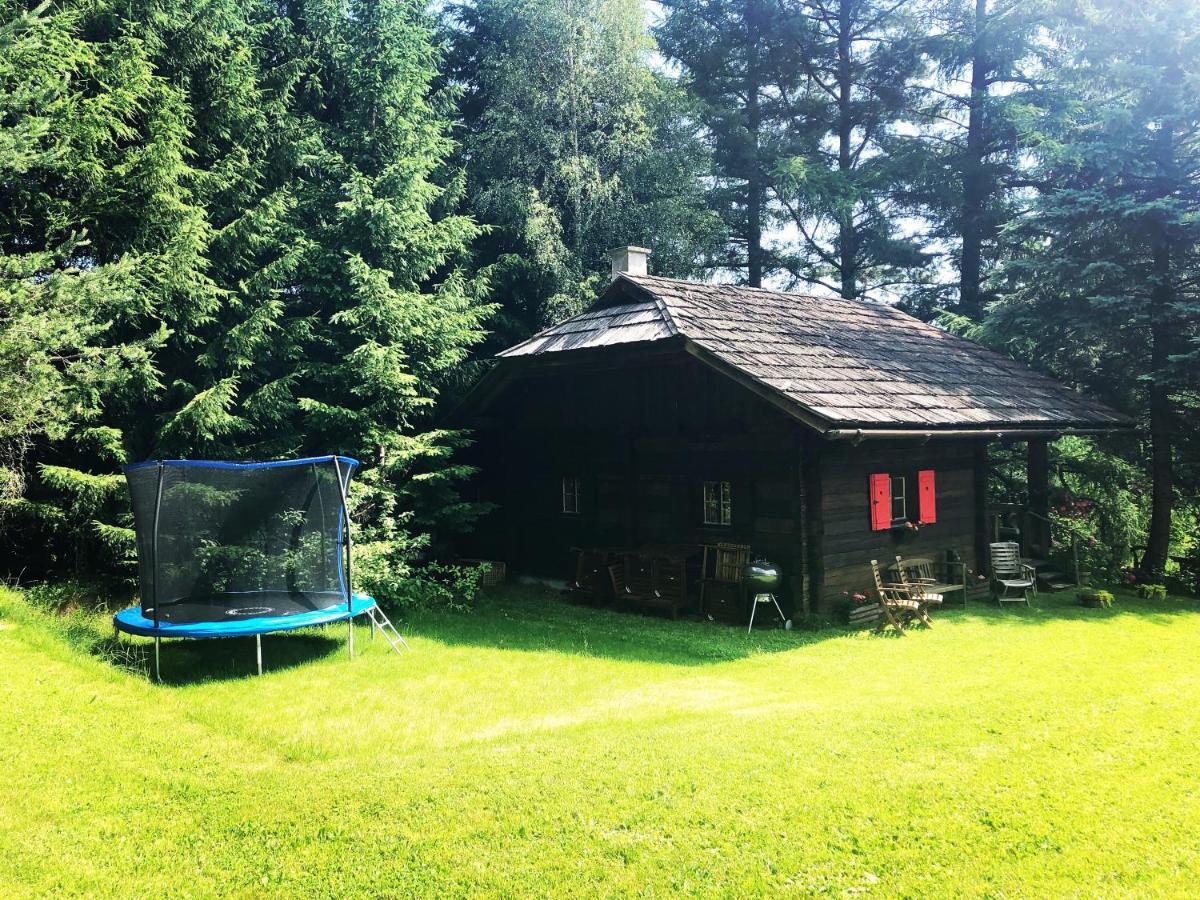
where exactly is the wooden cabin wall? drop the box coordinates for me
[461,352,808,612]
[815,439,981,612]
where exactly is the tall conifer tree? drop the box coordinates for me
[445,0,720,343]
[988,0,1200,574]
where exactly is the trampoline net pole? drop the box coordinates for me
[332,458,353,614]
[151,462,165,628]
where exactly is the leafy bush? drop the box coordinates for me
[355,542,483,614]
[1077,589,1114,608]
[24,579,115,613]
[1136,583,1167,601]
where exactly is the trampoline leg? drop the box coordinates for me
[154,637,161,683]
[256,634,263,676]
[348,618,354,660]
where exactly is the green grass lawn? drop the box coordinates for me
[2,585,1198,897]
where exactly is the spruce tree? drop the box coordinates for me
[2,0,493,580]
[655,0,804,286]
[988,0,1200,575]
[916,0,1049,318]
[774,0,933,300]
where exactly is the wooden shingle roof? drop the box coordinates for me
[496,274,1131,435]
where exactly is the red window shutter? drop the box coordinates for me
[918,469,937,524]
[869,473,890,531]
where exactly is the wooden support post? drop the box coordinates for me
[974,441,990,579]
[801,433,824,617]
[1027,438,1050,558]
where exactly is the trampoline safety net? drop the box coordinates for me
[125,456,357,625]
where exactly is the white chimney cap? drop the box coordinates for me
[606,245,652,279]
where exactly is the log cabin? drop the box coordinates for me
[453,247,1131,620]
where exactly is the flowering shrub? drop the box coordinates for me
[841,590,873,604]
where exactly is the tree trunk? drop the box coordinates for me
[959,0,989,319]
[836,0,855,299]
[1144,266,1174,575]
[1026,438,1050,560]
[1143,95,1177,576]
[744,1,764,288]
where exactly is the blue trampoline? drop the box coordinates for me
[114,455,406,679]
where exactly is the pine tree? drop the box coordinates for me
[655,0,804,286]
[916,0,1049,318]
[2,0,493,580]
[774,0,933,300]
[0,0,182,570]
[987,0,1200,575]
[445,0,721,343]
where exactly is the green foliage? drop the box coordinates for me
[1077,589,1113,608]
[908,0,1052,318]
[355,544,483,613]
[1136,583,1167,602]
[0,1,159,501]
[1,0,494,579]
[983,0,1200,573]
[445,0,722,344]
[23,578,114,614]
[654,0,806,285]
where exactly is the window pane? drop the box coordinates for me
[562,477,579,514]
[890,475,905,522]
[704,480,732,525]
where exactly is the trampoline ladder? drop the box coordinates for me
[365,605,410,656]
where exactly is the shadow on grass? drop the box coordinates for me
[406,584,1200,667]
[405,584,851,667]
[95,628,345,685]
[938,587,1200,629]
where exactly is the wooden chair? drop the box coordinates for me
[892,556,955,608]
[869,559,925,633]
[650,557,686,619]
[990,542,1035,606]
[608,558,648,606]
[699,542,751,617]
[609,554,685,618]
[569,547,611,604]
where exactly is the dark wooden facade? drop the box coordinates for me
[459,345,985,617]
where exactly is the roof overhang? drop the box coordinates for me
[451,336,1134,440]
[822,425,1134,443]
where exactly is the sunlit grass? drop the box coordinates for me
[1,584,1198,896]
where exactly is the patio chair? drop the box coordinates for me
[569,547,611,604]
[990,542,1035,606]
[608,557,650,606]
[869,559,924,633]
[892,556,949,614]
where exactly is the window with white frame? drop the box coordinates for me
[561,476,581,515]
[890,475,906,524]
[703,480,732,526]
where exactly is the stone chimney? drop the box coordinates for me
[606,245,651,279]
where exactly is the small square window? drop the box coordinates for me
[562,476,581,515]
[890,475,906,523]
[703,480,732,526]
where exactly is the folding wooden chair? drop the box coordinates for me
[870,559,924,633]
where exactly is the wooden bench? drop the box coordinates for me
[608,554,686,619]
[890,556,966,608]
